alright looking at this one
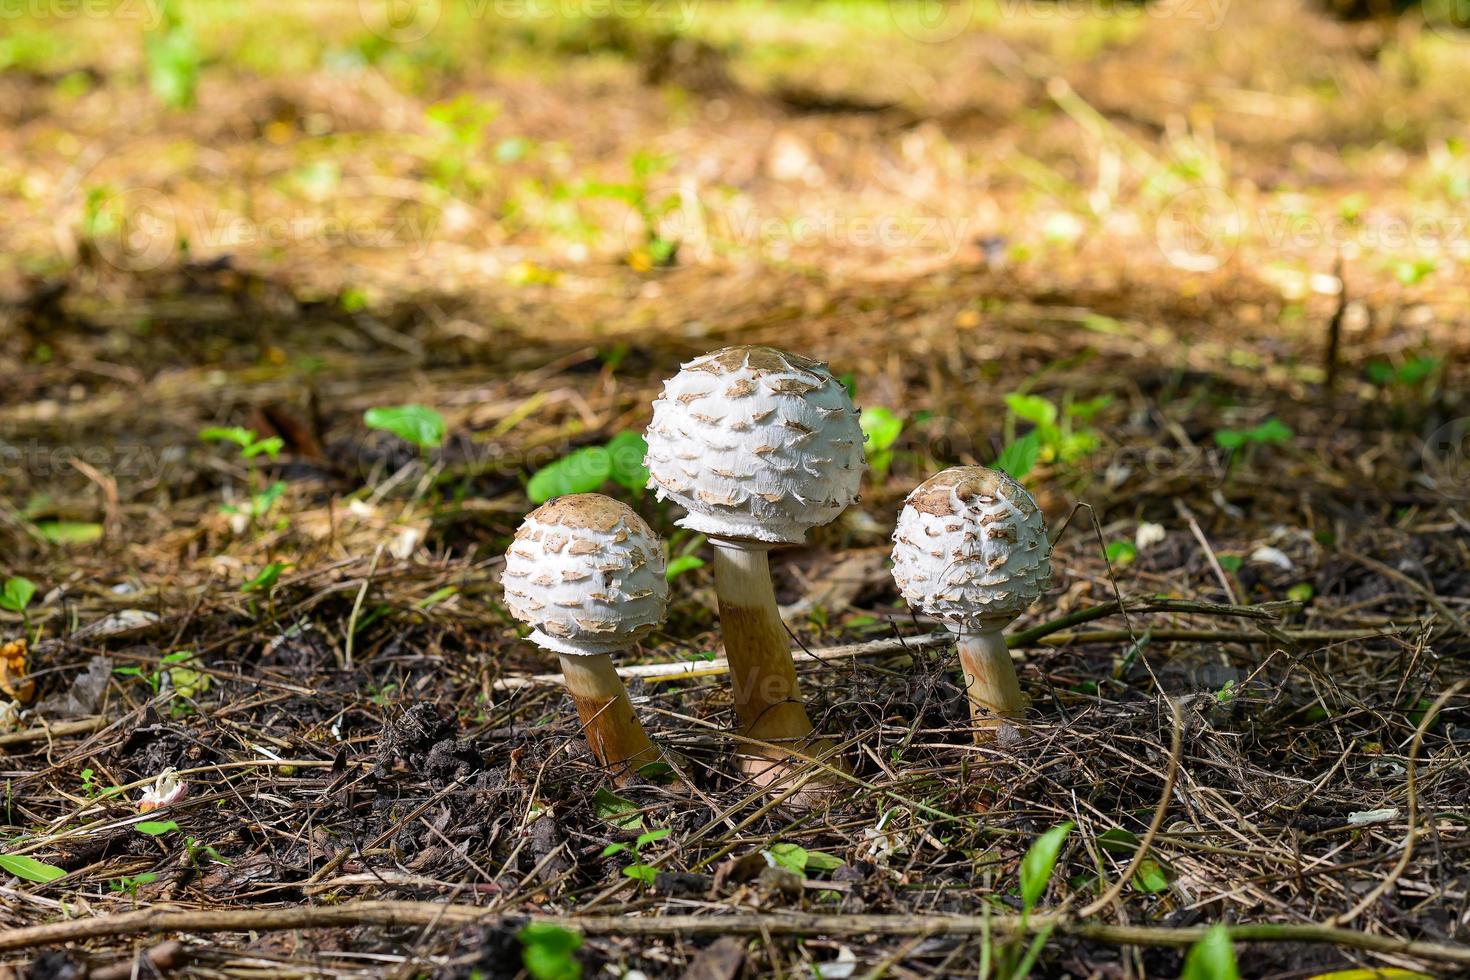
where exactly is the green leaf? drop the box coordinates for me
[364,404,447,450]
[1004,393,1059,428]
[996,431,1041,480]
[239,436,283,461]
[1396,356,1440,386]
[1019,822,1073,915]
[592,788,642,830]
[35,522,103,546]
[519,922,582,980]
[605,431,650,493]
[1364,361,1395,386]
[600,843,630,857]
[0,853,67,883]
[199,426,255,448]
[1249,418,1293,445]
[765,842,808,875]
[135,820,180,837]
[0,577,37,613]
[1287,583,1315,602]
[1105,540,1137,566]
[242,562,285,593]
[636,828,672,847]
[526,446,612,504]
[665,555,705,580]
[1066,395,1114,421]
[1217,555,1243,573]
[861,406,904,452]
[1181,923,1239,980]
[1097,828,1141,854]
[623,863,657,884]
[145,4,199,110]
[1213,429,1247,450]
[250,482,287,518]
[1132,857,1171,893]
[804,850,845,873]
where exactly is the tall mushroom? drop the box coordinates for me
[502,493,672,779]
[890,466,1052,742]
[644,346,865,784]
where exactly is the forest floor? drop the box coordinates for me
[1,0,1468,977]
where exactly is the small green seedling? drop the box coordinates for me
[995,821,1074,980]
[200,426,286,530]
[1366,355,1442,390]
[1213,417,1292,452]
[602,827,671,885]
[199,426,283,461]
[109,871,158,900]
[998,392,1105,479]
[0,578,37,637]
[242,563,286,594]
[116,651,209,716]
[185,836,228,868]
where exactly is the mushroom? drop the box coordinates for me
[502,493,673,779]
[644,346,865,784]
[890,466,1052,742]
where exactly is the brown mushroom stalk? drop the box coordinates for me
[954,626,1029,738]
[710,539,815,744]
[557,652,662,773]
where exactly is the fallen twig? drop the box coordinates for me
[492,600,1401,690]
[1,904,1467,964]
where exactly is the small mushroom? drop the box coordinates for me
[891,466,1052,742]
[645,346,865,787]
[502,493,674,780]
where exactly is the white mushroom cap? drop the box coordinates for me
[891,466,1052,631]
[502,494,669,656]
[644,346,865,545]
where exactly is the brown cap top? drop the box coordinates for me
[904,466,1040,520]
[686,345,827,377]
[524,493,656,538]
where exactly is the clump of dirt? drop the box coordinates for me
[376,703,483,784]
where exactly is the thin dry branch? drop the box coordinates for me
[1,904,1468,965]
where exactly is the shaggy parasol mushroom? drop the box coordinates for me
[891,466,1052,742]
[644,345,865,784]
[502,493,672,779]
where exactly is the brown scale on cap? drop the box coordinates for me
[905,467,1040,520]
[527,493,657,537]
[688,345,828,377]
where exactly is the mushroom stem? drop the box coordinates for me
[557,652,662,775]
[953,626,1029,742]
[709,539,815,743]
